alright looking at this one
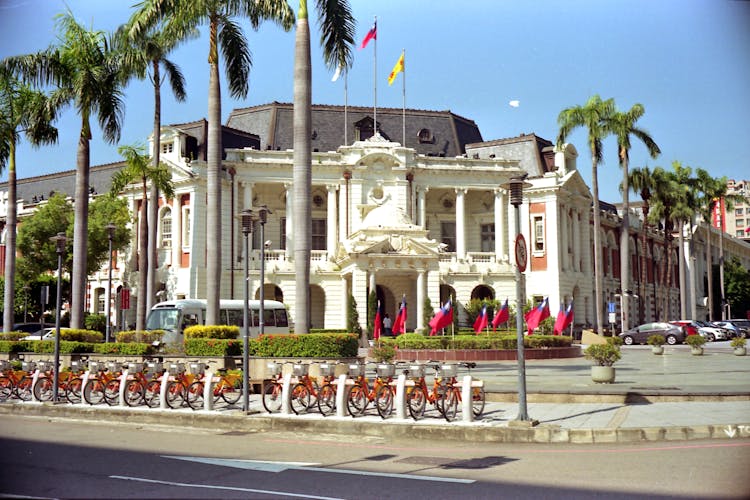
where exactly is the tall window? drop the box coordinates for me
[480,223,495,252]
[280,217,287,249]
[441,221,456,252]
[532,215,545,252]
[181,206,190,247]
[312,218,327,250]
[160,207,172,247]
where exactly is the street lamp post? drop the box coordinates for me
[106,223,116,343]
[239,209,254,413]
[50,232,66,402]
[257,205,272,336]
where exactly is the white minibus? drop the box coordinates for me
[146,299,289,344]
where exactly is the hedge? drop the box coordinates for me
[184,338,242,357]
[380,333,572,350]
[23,340,94,354]
[184,325,239,340]
[115,330,165,343]
[92,342,156,356]
[251,334,358,358]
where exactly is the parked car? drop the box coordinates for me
[21,327,70,341]
[694,321,729,341]
[12,322,54,335]
[669,320,700,337]
[713,321,742,339]
[726,319,750,337]
[619,322,686,345]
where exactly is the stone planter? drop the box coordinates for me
[734,347,747,356]
[691,346,704,356]
[651,345,664,355]
[591,365,616,383]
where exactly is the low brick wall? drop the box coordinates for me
[390,346,581,361]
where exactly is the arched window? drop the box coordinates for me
[160,207,172,247]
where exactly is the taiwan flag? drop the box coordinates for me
[524,297,550,335]
[473,305,488,334]
[429,299,453,336]
[392,296,407,335]
[492,298,509,332]
[373,301,382,340]
[359,21,377,49]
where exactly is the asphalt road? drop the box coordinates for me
[2,414,749,499]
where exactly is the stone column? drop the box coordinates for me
[455,188,467,261]
[416,270,426,331]
[494,188,507,262]
[417,186,428,227]
[326,184,338,260]
[351,268,368,334]
[242,182,254,252]
[341,275,349,330]
[284,182,293,261]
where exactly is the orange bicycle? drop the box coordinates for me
[288,362,338,415]
[83,361,119,405]
[0,359,34,402]
[185,361,242,410]
[33,360,88,403]
[346,363,399,418]
[405,361,448,420]
[438,362,486,422]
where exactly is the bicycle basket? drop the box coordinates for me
[189,363,205,376]
[408,364,425,378]
[441,364,458,378]
[36,361,53,372]
[0,360,10,372]
[128,362,144,373]
[89,361,105,372]
[292,364,309,376]
[348,364,365,377]
[146,361,164,373]
[168,363,185,375]
[376,364,395,378]
[70,360,87,372]
[107,361,121,373]
[266,362,281,377]
[318,363,335,377]
[22,361,37,372]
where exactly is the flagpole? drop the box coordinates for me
[401,48,406,145]
[373,16,377,134]
[344,70,348,145]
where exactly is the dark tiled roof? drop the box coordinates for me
[5,162,125,205]
[165,119,260,160]
[226,102,483,156]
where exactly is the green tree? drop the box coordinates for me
[725,257,750,320]
[292,0,354,333]
[627,165,656,324]
[670,162,699,319]
[110,144,175,330]
[5,10,127,329]
[129,0,294,326]
[117,10,195,314]
[557,95,615,335]
[646,166,677,320]
[0,67,58,331]
[610,103,660,331]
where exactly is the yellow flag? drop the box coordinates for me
[387,52,405,86]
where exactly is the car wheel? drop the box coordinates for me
[666,335,677,345]
[705,333,715,342]
[622,336,634,345]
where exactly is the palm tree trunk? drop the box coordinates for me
[619,154,631,331]
[293,6,311,333]
[147,60,161,313]
[705,226,713,321]
[205,20,222,325]
[71,121,91,329]
[591,159,605,335]
[639,204,650,324]
[136,185,148,331]
[678,218,687,319]
[663,230,673,321]
[3,144,17,332]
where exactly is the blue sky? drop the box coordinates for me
[1,0,748,203]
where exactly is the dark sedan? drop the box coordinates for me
[619,322,686,345]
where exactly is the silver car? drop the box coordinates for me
[619,322,686,345]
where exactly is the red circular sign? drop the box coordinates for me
[514,234,527,272]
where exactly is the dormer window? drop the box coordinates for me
[417,128,433,144]
[161,143,174,154]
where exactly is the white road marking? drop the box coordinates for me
[110,475,344,500]
[162,455,475,484]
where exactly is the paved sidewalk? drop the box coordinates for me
[1,344,748,444]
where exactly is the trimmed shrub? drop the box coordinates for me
[184,338,242,357]
[29,340,94,354]
[116,330,165,344]
[184,325,239,340]
[93,342,155,356]
[0,332,30,341]
[0,340,30,353]
[58,329,103,343]
[252,333,358,358]
[380,332,572,350]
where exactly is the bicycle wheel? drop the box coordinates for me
[0,375,13,401]
[471,386,486,417]
[290,383,310,415]
[186,381,204,410]
[317,383,336,416]
[306,379,320,410]
[375,384,394,419]
[346,383,368,417]
[165,380,186,409]
[104,379,121,405]
[407,385,427,420]
[124,380,144,406]
[262,381,283,413]
[144,380,162,408]
[33,377,54,402]
[219,375,242,405]
[66,377,83,404]
[83,378,105,405]
[16,376,33,401]
[441,387,459,422]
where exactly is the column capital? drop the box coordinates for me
[454,187,468,196]
[494,187,507,196]
[326,183,339,193]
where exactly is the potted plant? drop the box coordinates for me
[730,336,746,356]
[647,334,666,355]
[685,334,707,355]
[583,343,621,383]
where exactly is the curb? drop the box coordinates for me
[2,402,747,445]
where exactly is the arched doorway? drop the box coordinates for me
[471,285,494,301]
[254,284,283,302]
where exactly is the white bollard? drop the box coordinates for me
[159,372,170,409]
[203,371,215,411]
[118,370,129,406]
[79,371,91,405]
[335,374,347,417]
[30,370,42,402]
[395,374,407,419]
[461,375,473,422]
[280,372,293,414]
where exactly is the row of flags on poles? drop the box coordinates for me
[373,296,574,338]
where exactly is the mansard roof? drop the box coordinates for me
[226,102,483,157]
[161,119,260,161]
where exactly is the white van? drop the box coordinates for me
[146,299,289,344]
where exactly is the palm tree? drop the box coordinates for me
[647,166,677,320]
[110,144,175,330]
[117,13,195,313]
[670,162,699,320]
[0,68,58,332]
[627,165,656,324]
[609,103,660,331]
[557,95,615,335]
[129,0,294,325]
[292,0,354,333]
[4,10,126,329]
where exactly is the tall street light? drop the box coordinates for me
[106,223,116,343]
[50,232,66,402]
[239,208,255,412]
[257,205,272,336]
